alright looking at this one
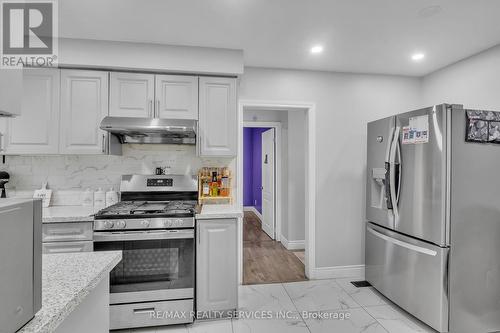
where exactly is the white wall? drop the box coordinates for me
[422,45,500,110]
[286,110,306,243]
[239,67,421,269]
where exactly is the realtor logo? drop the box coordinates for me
[1,0,58,68]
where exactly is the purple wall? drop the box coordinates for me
[243,127,271,213]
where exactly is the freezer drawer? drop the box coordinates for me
[366,223,449,332]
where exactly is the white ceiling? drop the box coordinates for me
[58,0,500,77]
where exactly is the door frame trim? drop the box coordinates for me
[243,121,282,241]
[237,99,316,281]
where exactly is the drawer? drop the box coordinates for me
[365,223,449,332]
[110,299,194,330]
[42,241,93,254]
[42,222,93,242]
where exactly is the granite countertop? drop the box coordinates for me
[196,204,243,220]
[18,251,122,333]
[42,206,95,223]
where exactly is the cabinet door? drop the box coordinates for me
[60,70,109,154]
[155,75,198,119]
[3,68,60,154]
[0,68,22,116]
[196,219,237,314]
[198,77,237,157]
[110,72,154,117]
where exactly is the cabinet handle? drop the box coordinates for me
[133,307,155,315]
[102,134,106,153]
[0,132,4,152]
[156,100,160,118]
[148,100,153,118]
[198,224,200,244]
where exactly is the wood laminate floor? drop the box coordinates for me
[243,211,307,285]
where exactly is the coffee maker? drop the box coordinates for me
[0,171,10,198]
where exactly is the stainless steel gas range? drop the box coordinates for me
[93,174,198,330]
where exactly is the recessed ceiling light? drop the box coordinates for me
[310,45,323,54]
[411,53,425,61]
[418,5,443,18]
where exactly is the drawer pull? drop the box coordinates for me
[367,227,437,256]
[133,307,155,315]
[49,229,84,235]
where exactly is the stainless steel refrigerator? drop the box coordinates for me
[366,104,500,333]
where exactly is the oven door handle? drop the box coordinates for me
[93,229,194,242]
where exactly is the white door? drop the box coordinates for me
[59,70,109,154]
[3,68,60,154]
[155,75,198,119]
[198,77,237,157]
[261,128,275,239]
[109,72,154,117]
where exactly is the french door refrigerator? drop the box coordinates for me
[366,104,500,333]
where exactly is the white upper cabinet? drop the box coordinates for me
[198,77,237,157]
[2,69,60,154]
[59,70,109,155]
[0,69,22,117]
[155,75,198,119]
[109,72,154,118]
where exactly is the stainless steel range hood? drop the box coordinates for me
[100,117,197,145]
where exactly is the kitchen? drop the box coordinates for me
[1,1,500,333]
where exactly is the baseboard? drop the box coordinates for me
[309,265,365,280]
[280,234,305,250]
[243,206,263,220]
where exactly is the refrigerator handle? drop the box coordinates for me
[384,125,396,210]
[389,126,401,220]
[395,136,402,204]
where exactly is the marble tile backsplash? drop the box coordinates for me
[0,144,233,205]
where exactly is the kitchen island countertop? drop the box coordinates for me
[18,251,122,333]
[196,204,243,219]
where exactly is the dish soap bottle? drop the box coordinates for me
[106,188,118,207]
[82,188,94,207]
[94,188,106,212]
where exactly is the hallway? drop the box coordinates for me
[243,211,307,285]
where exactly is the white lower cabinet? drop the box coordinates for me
[59,70,109,154]
[196,218,237,317]
[42,241,93,254]
[41,222,93,254]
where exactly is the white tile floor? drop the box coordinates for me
[115,278,437,333]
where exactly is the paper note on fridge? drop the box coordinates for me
[402,115,429,144]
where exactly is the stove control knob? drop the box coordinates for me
[163,219,173,227]
[116,220,126,229]
[141,220,150,228]
[104,221,114,229]
[175,219,183,227]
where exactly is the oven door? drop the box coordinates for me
[94,229,194,304]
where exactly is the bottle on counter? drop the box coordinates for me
[94,188,106,212]
[210,171,219,196]
[82,188,94,207]
[202,178,210,197]
[105,188,119,207]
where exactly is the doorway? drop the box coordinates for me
[238,101,316,283]
[243,126,275,239]
[242,116,307,285]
